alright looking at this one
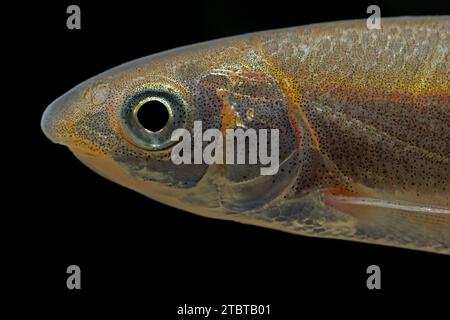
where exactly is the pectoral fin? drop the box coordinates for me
[323,193,450,254]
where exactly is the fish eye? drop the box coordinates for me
[120,85,188,150]
[136,99,170,132]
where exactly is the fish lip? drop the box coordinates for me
[69,146,106,158]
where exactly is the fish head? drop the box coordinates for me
[41,40,302,218]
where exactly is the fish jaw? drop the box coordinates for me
[70,149,233,220]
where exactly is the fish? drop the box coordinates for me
[41,17,450,254]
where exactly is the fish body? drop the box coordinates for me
[42,17,450,254]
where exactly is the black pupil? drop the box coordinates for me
[136,100,169,132]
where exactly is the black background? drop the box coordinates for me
[6,0,450,317]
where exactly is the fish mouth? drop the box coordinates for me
[71,148,113,176]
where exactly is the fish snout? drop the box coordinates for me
[42,81,120,157]
[41,85,87,146]
[41,98,65,144]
